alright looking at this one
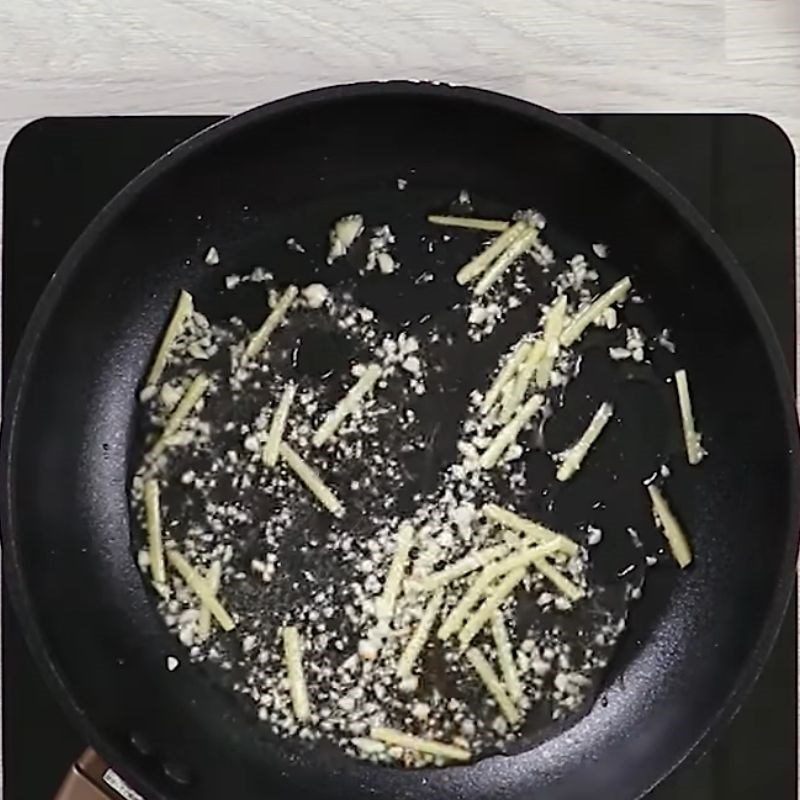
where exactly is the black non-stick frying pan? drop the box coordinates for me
[2,82,798,800]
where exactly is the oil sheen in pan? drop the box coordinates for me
[130,195,682,761]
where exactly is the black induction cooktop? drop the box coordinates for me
[2,114,797,800]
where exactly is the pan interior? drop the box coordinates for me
[4,87,798,800]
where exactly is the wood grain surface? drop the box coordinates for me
[0,0,798,255]
[0,1,798,147]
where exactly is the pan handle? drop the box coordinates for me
[55,750,145,800]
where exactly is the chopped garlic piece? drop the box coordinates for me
[376,522,415,621]
[473,226,539,296]
[531,557,585,601]
[535,295,568,389]
[482,504,579,556]
[145,290,194,386]
[370,727,470,762]
[245,285,298,359]
[427,214,510,232]
[480,392,544,469]
[375,251,397,274]
[465,648,520,724]
[279,442,344,517]
[561,277,632,346]
[556,401,614,481]
[302,283,328,309]
[647,484,692,568]
[197,560,221,640]
[397,589,444,677]
[283,626,311,722]
[419,544,509,591]
[167,550,235,631]
[263,383,296,467]
[143,479,166,586]
[352,737,386,755]
[459,568,526,647]
[491,612,523,702]
[150,373,209,458]
[328,214,364,263]
[312,364,382,446]
[674,369,706,465]
[501,339,546,422]
[455,220,529,285]
[481,340,531,414]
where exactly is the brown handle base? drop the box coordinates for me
[55,750,145,800]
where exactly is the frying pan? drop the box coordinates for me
[2,82,798,800]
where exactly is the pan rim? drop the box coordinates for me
[1,81,798,800]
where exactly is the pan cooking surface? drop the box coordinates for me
[127,190,659,761]
[2,85,798,800]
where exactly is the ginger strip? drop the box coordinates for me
[245,285,298,359]
[465,648,520,724]
[486,540,560,579]
[473,225,539,296]
[556,401,613,481]
[283,626,311,722]
[481,339,531,414]
[150,373,210,458]
[143,479,166,586]
[459,568,526,647]
[279,442,344,517]
[427,215,510,232]
[500,339,546,422]
[145,289,194,386]
[674,369,706,465]
[436,567,497,641]
[647,484,693,568]
[313,364,382,447]
[263,383,296,467]
[560,277,632,347]
[531,557,585,602]
[491,612,523,702]
[419,544,509,591]
[397,589,444,677]
[481,503,579,557]
[438,542,558,641]
[370,727,471,762]
[438,565,496,640]
[197,560,222,640]
[376,522,415,621]
[167,551,235,632]
[455,220,529,285]
[535,295,568,389]
[480,392,544,469]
